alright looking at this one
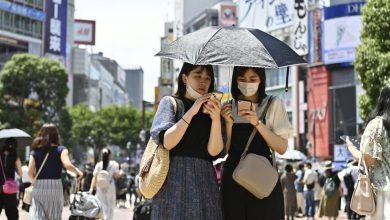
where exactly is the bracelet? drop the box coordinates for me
[181,117,189,125]
[253,120,260,127]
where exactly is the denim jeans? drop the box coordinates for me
[304,189,315,217]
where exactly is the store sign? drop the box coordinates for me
[0,0,46,21]
[74,19,96,45]
[220,4,238,27]
[322,2,365,64]
[237,0,294,31]
[292,0,308,55]
[44,0,67,61]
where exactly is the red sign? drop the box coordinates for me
[220,4,237,27]
[307,65,331,158]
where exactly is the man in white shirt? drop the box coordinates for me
[302,162,317,219]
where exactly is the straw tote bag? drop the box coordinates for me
[139,96,183,199]
[233,96,279,199]
[23,152,49,205]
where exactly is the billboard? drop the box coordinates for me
[292,0,308,56]
[220,4,238,27]
[307,65,331,158]
[0,0,46,21]
[237,0,294,31]
[74,19,96,45]
[322,2,365,64]
[44,0,67,63]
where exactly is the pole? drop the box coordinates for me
[142,100,146,129]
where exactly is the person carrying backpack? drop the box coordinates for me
[89,148,119,220]
[318,161,341,220]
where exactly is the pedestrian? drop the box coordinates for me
[343,160,361,219]
[346,85,390,219]
[115,164,128,208]
[318,161,341,220]
[89,148,120,220]
[149,63,224,219]
[221,66,292,219]
[20,161,31,212]
[0,137,23,219]
[28,123,83,220]
[302,162,317,219]
[295,163,305,217]
[280,164,297,220]
[313,170,322,210]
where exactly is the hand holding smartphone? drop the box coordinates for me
[203,91,223,114]
[237,99,253,116]
[340,135,360,147]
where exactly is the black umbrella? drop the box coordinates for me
[156,26,306,68]
[156,26,306,91]
[0,128,32,148]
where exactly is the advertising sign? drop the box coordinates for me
[0,0,46,21]
[74,19,96,45]
[220,4,238,27]
[44,0,67,62]
[322,2,365,64]
[292,0,308,55]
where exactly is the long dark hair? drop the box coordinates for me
[31,123,61,152]
[102,148,111,170]
[231,66,267,104]
[1,137,18,157]
[368,85,390,136]
[174,62,215,98]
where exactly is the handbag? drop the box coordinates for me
[0,156,19,194]
[350,150,376,215]
[233,96,278,199]
[23,152,50,205]
[138,96,184,199]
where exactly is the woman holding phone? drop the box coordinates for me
[150,62,224,220]
[221,66,292,219]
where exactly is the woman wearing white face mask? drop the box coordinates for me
[220,67,292,220]
[150,63,224,220]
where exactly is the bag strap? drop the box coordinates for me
[0,156,6,181]
[32,152,50,186]
[240,96,275,166]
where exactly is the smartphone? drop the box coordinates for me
[203,91,223,114]
[340,135,360,147]
[237,99,253,112]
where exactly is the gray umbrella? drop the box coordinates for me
[156,26,306,68]
[0,128,32,148]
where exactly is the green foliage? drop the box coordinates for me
[355,0,390,120]
[0,54,69,135]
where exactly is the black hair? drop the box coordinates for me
[1,137,17,156]
[231,66,267,104]
[298,163,304,170]
[367,85,390,136]
[305,162,312,169]
[174,62,215,98]
[102,148,111,170]
[285,164,293,173]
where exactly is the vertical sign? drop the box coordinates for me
[293,0,308,55]
[45,0,67,63]
[220,4,238,27]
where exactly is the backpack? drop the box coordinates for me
[96,164,111,190]
[324,177,337,196]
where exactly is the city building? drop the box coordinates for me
[125,66,144,110]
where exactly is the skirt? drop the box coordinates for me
[368,190,390,220]
[30,179,63,220]
[151,156,223,220]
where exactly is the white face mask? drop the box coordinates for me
[237,82,260,97]
[186,84,203,99]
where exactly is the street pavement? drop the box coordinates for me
[0,205,134,219]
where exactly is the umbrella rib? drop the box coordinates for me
[195,27,223,65]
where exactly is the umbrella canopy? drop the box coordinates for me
[156,26,306,68]
[0,128,32,148]
[276,149,307,161]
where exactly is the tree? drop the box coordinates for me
[355,0,390,120]
[0,54,69,135]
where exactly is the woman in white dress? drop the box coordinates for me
[89,148,119,220]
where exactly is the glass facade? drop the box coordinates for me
[0,9,43,38]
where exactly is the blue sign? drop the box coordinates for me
[44,0,67,60]
[0,0,46,21]
[324,2,365,20]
